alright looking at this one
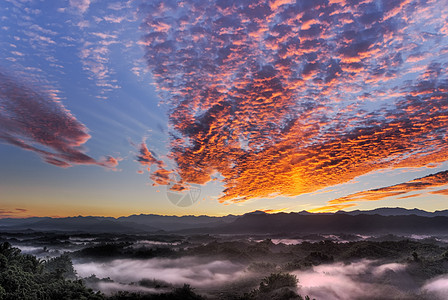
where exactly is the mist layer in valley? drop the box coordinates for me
[2,231,448,299]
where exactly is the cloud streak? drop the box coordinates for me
[0,71,118,168]
[138,0,448,203]
[0,208,29,218]
[321,170,448,208]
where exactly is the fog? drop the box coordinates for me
[270,239,303,245]
[74,256,248,290]
[292,260,448,299]
[15,245,42,254]
[75,257,448,298]
[93,282,164,296]
[131,240,180,248]
[14,244,76,258]
[422,275,448,299]
[4,232,448,298]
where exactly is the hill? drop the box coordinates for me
[1,208,448,235]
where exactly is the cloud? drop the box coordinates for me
[261,208,289,213]
[79,40,120,97]
[69,0,90,14]
[430,189,448,196]
[136,142,175,186]
[307,204,357,213]
[137,142,164,169]
[0,208,29,218]
[326,170,448,205]
[74,257,247,289]
[62,1,139,99]
[138,0,448,203]
[0,71,118,168]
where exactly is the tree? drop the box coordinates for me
[44,254,77,280]
[0,242,105,300]
[412,251,420,262]
[259,273,298,293]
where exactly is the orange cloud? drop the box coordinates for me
[429,189,448,196]
[138,0,448,204]
[136,142,172,186]
[0,208,31,219]
[329,170,448,205]
[307,204,357,213]
[151,168,171,185]
[261,208,288,214]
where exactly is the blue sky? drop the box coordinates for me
[1,0,448,218]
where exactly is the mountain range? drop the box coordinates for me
[1,207,448,234]
[338,207,448,217]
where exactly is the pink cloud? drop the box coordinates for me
[69,0,90,14]
[0,208,30,219]
[0,71,118,169]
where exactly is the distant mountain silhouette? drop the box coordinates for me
[337,207,448,217]
[1,208,448,234]
[0,216,158,233]
[117,214,237,231]
[212,212,448,235]
[0,214,237,233]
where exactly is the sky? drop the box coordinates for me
[1,0,448,218]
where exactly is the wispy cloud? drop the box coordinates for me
[0,71,118,168]
[79,38,121,97]
[0,208,30,218]
[65,1,141,99]
[307,204,357,213]
[429,189,448,196]
[69,0,90,14]
[326,170,448,206]
[261,208,289,214]
[2,0,142,102]
[136,142,171,185]
[138,0,448,203]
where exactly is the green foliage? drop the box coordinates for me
[0,285,5,298]
[74,243,130,259]
[259,273,297,293]
[0,242,207,299]
[138,278,172,289]
[73,242,175,260]
[304,251,334,264]
[109,284,204,300]
[44,253,77,279]
[0,242,104,300]
[83,274,114,285]
[443,250,448,259]
[242,273,312,300]
[247,262,278,273]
